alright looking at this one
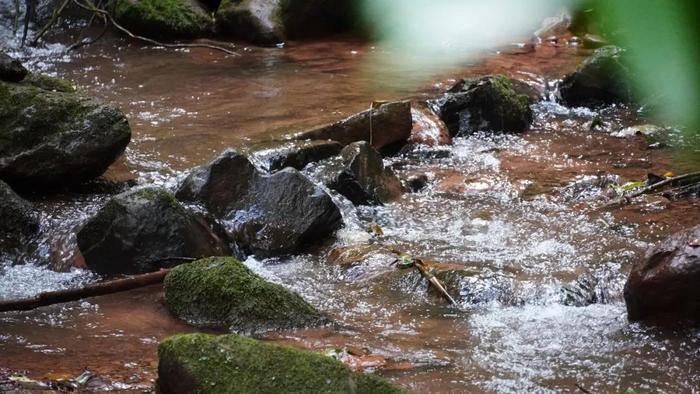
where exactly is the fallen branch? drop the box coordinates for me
[30,0,71,46]
[0,268,171,313]
[390,249,457,305]
[71,0,240,56]
[625,170,700,199]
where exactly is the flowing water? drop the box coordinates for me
[1,24,700,393]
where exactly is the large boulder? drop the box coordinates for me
[158,333,406,394]
[114,0,214,39]
[215,0,358,45]
[0,78,131,187]
[558,46,635,108]
[249,139,343,172]
[76,188,231,277]
[176,150,342,257]
[316,141,402,205]
[0,53,28,83]
[164,257,326,331]
[0,180,39,252]
[624,225,700,322]
[433,75,533,136]
[291,101,412,151]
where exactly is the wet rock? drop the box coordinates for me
[292,101,412,151]
[158,333,406,394]
[558,46,635,108]
[319,141,403,205]
[0,53,28,82]
[433,267,519,305]
[215,0,357,44]
[250,139,343,172]
[0,78,131,187]
[215,0,283,46]
[164,256,326,331]
[114,0,213,39]
[405,174,429,193]
[0,180,39,252]
[433,75,533,136]
[176,150,342,257]
[408,104,451,146]
[77,188,231,277]
[624,225,700,322]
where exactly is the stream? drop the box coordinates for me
[1,25,700,393]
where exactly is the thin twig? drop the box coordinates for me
[67,16,108,51]
[21,0,31,46]
[574,383,592,394]
[13,0,20,34]
[71,0,240,56]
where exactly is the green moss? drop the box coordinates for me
[114,0,213,38]
[0,80,89,151]
[132,187,182,210]
[489,74,530,114]
[22,73,75,93]
[164,257,327,332]
[158,333,407,394]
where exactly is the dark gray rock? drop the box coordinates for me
[0,78,131,187]
[216,0,283,46]
[292,101,412,150]
[0,53,28,82]
[318,141,403,205]
[176,150,342,257]
[250,139,343,172]
[433,75,533,136]
[559,46,635,108]
[0,180,39,252]
[77,188,232,277]
[624,225,700,323]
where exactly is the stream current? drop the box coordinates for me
[0,23,699,393]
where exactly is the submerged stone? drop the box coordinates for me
[164,256,326,331]
[77,188,231,277]
[319,141,403,205]
[0,53,28,82]
[114,0,213,39]
[559,45,635,108]
[292,101,412,151]
[176,149,342,257]
[434,75,533,136]
[0,180,39,252]
[158,333,406,394]
[624,225,700,323]
[0,78,131,187]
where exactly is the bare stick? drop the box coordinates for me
[71,0,240,56]
[21,0,31,46]
[0,268,171,313]
[68,15,109,51]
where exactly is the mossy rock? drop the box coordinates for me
[435,74,533,136]
[114,0,214,39]
[0,78,130,186]
[164,257,327,332]
[158,333,407,394]
[559,45,636,108]
[23,73,75,93]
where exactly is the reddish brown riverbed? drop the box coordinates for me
[1,36,700,393]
